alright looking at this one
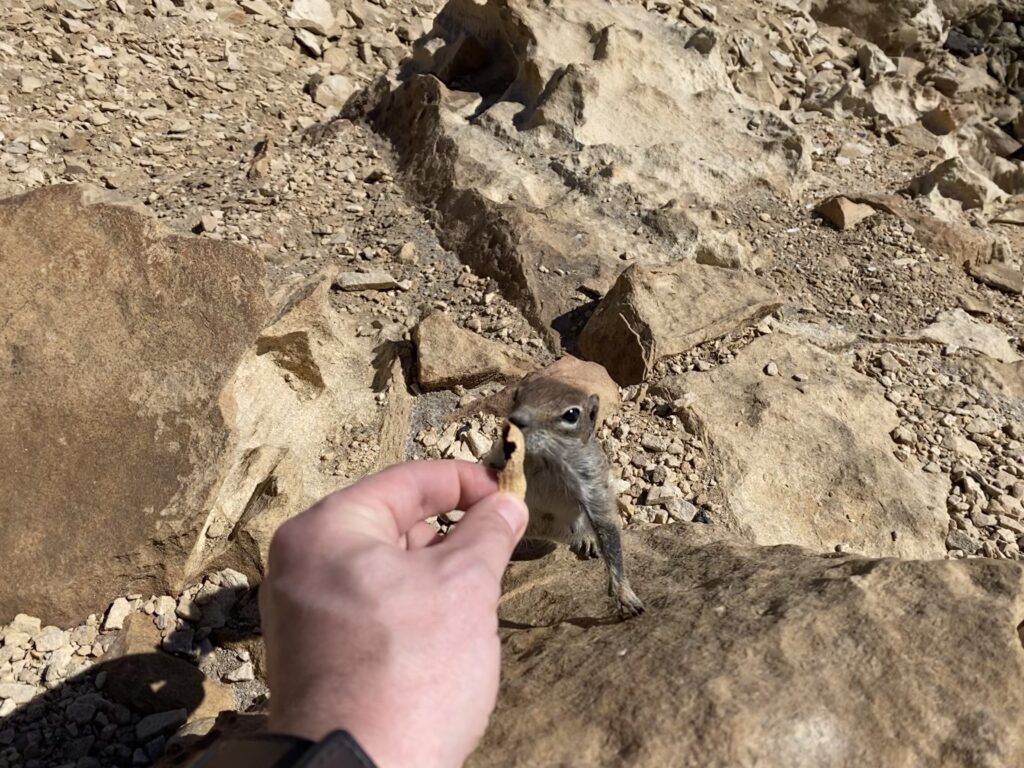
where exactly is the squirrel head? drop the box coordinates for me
[508,377,600,452]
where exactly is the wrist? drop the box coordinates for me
[268,710,401,768]
[189,730,377,768]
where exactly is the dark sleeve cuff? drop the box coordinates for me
[187,730,377,768]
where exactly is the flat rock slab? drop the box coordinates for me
[0,184,270,624]
[653,333,948,558]
[414,312,536,391]
[332,269,408,292]
[969,261,1024,295]
[475,525,1024,767]
[815,195,876,229]
[915,308,1022,364]
[579,263,779,385]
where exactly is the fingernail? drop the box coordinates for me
[495,493,528,537]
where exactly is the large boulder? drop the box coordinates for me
[195,277,401,584]
[911,157,1007,212]
[652,333,948,558]
[579,263,779,386]
[472,525,1024,767]
[0,185,270,625]
[371,0,807,344]
[806,0,946,56]
[914,309,1023,364]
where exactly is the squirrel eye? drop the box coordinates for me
[561,407,581,425]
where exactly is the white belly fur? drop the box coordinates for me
[524,465,582,542]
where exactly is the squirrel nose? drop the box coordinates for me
[509,410,530,429]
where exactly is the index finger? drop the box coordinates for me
[305,459,499,544]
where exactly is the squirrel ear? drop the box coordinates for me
[587,394,600,425]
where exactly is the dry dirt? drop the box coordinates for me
[2,0,1024,765]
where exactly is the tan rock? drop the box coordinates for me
[103,615,235,720]
[286,0,335,35]
[963,358,1024,400]
[198,278,386,582]
[969,261,1024,295]
[816,78,941,129]
[732,70,783,107]
[414,312,536,392]
[815,196,876,230]
[856,42,896,85]
[914,309,1022,364]
[807,0,945,56]
[0,185,270,625]
[652,333,948,558]
[850,193,1001,267]
[322,46,352,74]
[373,0,807,342]
[239,0,278,17]
[889,122,953,153]
[333,269,406,291]
[911,157,1006,211]
[312,74,354,109]
[579,263,779,385]
[473,524,1024,767]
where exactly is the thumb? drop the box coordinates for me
[440,492,529,580]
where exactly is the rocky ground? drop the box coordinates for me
[1,0,1024,765]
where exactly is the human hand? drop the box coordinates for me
[259,460,529,768]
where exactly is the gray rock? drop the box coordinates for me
[891,426,916,446]
[66,700,96,724]
[33,625,67,653]
[70,624,99,646]
[947,529,980,554]
[44,646,75,682]
[969,262,1024,296]
[333,270,408,292]
[8,615,41,635]
[162,628,194,656]
[640,435,670,453]
[313,75,355,109]
[856,43,896,85]
[135,709,187,742]
[176,596,201,622]
[666,499,701,522]
[287,0,335,35]
[0,682,37,704]
[223,661,255,683]
[153,596,177,618]
[104,598,132,631]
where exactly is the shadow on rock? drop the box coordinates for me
[0,586,262,768]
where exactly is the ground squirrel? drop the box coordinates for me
[487,375,645,619]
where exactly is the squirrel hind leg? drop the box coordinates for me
[583,503,645,620]
[569,515,601,559]
[614,580,645,619]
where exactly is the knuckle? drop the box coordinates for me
[267,517,309,572]
[445,548,497,587]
